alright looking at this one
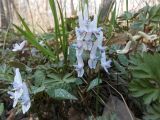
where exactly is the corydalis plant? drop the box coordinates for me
[74,4,111,77]
[8,68,31,114]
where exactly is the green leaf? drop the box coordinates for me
[63,73,72,80]
[0,103,4,116]
[129,53,160,104]
[46,73,76,84]
[124,11,133,20]
[131,21,144,30]
[62,73,76,83]
[118,54,128,66]
[46,88,77,100]
[31,86,45,94]
[113,60,126,74]
[47,73,60,80]
[131,89,153,97]
[8,61,26,70]
[49,0,68,64]
[149,5,160,18]
[143,90,160,105]
[68,45,76,64]
[151,15,160,22]
[41,33,55,41]
[87,78,102,91]
[34,70,45,87]
[132,70,151,79]
[75,78,83,85]
[0,64,12,81]
[143,103,160,120]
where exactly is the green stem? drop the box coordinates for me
[96,71,100,117]
[2,23,11,56]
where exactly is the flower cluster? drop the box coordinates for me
[8,68,31,114]
[116,31,158,54]
[74,5,111,77]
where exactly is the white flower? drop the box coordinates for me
[116,41,132,54]
[88,58,97,69]
[39,41,45,46]
[74,65,84,77]
[127,33,141,41]
[83,4,89,22]
[74,55,84,77]
[96,31,103,49]
[77,4,100,34]
[75,28,85,41]
[138,31,158,42]
[8,68,23,107]
[88,41,98,69]
[12,41,26,52]
[76,40,84,56]
[78,8,87,31]
[132,35,141,41]
[21,82,31,114]
[100,49,112,73]
[8,91,19,108]
[101,59,112,73]
[8,68,31,114]
[12,68,23,90]
[83,39,93,51]
[89,14,98,32]
[74,3,111,76]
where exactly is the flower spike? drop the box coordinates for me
[74,3,111,76]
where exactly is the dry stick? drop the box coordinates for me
[77,86,84,101]
[104,81,134,120]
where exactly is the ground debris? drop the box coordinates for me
[103,96,136,120]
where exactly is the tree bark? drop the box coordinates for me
[0,0,12,29]
[0,0,7,28]
[70,0,76,17]
[99,0,115,22]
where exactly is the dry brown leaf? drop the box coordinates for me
[68,107,87,120]
[107,33,129,45]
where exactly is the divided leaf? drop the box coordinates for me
[129,53,160,104]
[143,103,160,120]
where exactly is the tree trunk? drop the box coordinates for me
[0,0,7,28]
[99,0,115,22]
[70,0,76,17]
[0,0,12,29]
